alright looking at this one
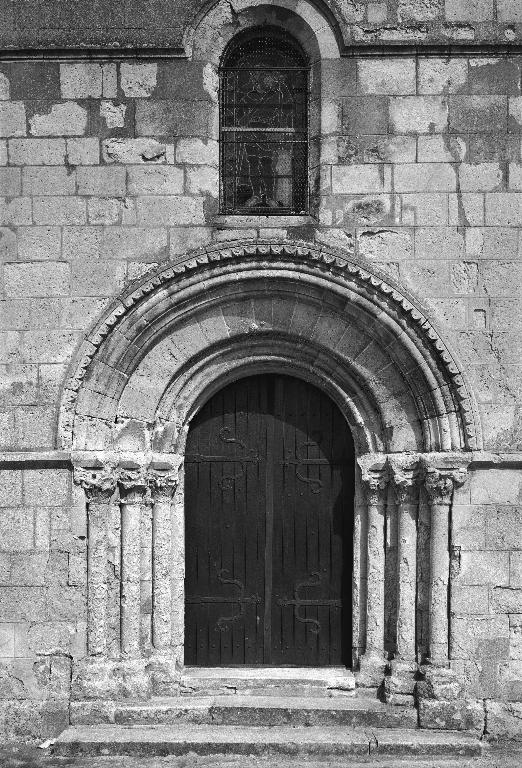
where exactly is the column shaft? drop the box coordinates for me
[396,499,417,660]
[428,501,450,664]
[366,498,386,654]
[149,472,178,653]
[120,497,143,657]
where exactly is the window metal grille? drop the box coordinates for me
[220,28,309,215]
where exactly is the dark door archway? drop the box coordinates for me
[184,373,355,667]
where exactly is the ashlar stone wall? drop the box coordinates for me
[0,44,521,742]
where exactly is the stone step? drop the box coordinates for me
[178,666,357,697]
[53,724,483,758]
[71,694,417,729]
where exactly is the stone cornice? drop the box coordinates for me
[58,240,481,454]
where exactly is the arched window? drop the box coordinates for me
[220,28,309,215]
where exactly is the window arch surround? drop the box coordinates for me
[219,27,309,215]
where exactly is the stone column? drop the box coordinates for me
[149,470,178,654]
[73,466,117,656]
[359,463,389,684]
[423,465,467,666]
[118,470,148,659]
[392,464,420,664]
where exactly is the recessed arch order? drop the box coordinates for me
[59,240,481,461]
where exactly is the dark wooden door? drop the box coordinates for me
[184,374,354,667]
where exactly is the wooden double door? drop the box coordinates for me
[184,374,354,667]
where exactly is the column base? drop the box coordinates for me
[71,656,181,701]
[356,652,387,688]
[383,659,418,705]
[416,663,482,731]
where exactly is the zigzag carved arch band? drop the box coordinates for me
[58,240,481,454]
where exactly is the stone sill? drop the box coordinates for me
[212,215,313,229]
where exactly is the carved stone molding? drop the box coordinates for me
[422,465,468,506]
[73,465,118,504]
[148,470,179,500]
[360,466,390,506]
[59,241,481,453]
[389,461,421,506]
[118,469,150,505]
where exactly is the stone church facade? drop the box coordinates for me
[0,0,521,746]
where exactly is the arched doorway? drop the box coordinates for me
[184,373,355,667]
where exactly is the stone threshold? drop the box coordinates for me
[53,724,484,758]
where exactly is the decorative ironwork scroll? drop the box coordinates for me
[220,27,309,215]
[186,568,261,633]
[281,437,344,494]
[185,426,259,490]
[277,571,342,635]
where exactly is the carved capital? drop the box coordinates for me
[423,465,467,506]
[118,468,150,505]
[73,465,117,504]
[360,467,390,507]
[391,464,420,506]
[148,470,179,501]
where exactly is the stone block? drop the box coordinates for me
[29,102,87,137]
[76,166,126,196]
[8,137,66,165]
[99,100,127,129]
[485,193,522,226]
[418,699,484,731]
[451,261,478,294]
[491,587,522,614]
[394,162,456,192]
[471,469,522,504]
[418,59,468,95]
[185,166,218,196]
[389,96,448,134]
[9,63,60,100]
[0,363,38,405]
[508,163,522,190]
[508,96,522,133]
[127,165,183,195]
[21,330,79,364]
[459,163,503,192]
[15,406,55,449]
[338,135,416,164]
[511,553,522,588]
[4,262,70,299]
[66,138,100,165]
[448,193,484,226]
[357,228,412,261]
[445,0,493,21]
[0,624,14,657]
[0,102,26,137]
[0,470,22,506]
[120,63,157,97]
[357,59,416,95]
[136,196,205,226]
[449,96,507,133]
[0,226,16,260]
[451,585,490,615]
[87,197,124,226]
[33,196,86,226]
[17,226,61,261]
[0,167,21,196]
[10,552,49,586]
[23,468,70,507]
[341,97,389,134]
[169,227,212,256]
[102,137,166,164]
[102,227,168,261]
[71,261,126,297]
[62,226,102,260]
[60,63,103,98]
[498,0,522,22]
[400,193,448,225]
[0,508,34,551]
[457,551,510,587]
[486,701,522,740]
[0,197,31,225]
[468,58,521,96]
[486,506,522,548]
[175,138,219,165]
[22,166,75,196]
[0,72,8,101]
[332,165,391,194]
[0,139,6,165]
[468,134,520,162]
[136,101,212,137]
[415,227,465,259]
[510,615,522,661]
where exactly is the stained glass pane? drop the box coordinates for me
[220,29,309,215]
